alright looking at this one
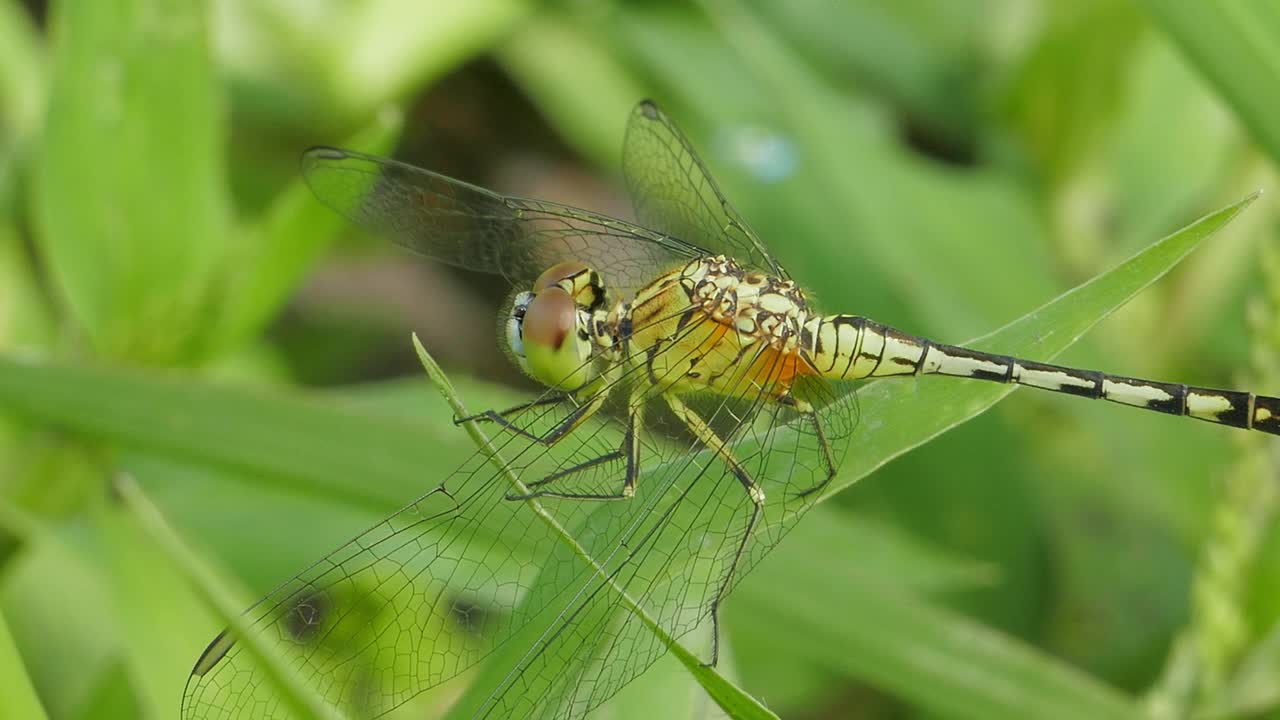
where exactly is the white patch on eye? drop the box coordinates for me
[506,292,534,363]
[506,316,524,357]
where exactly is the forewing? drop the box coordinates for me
[180,386,641,719]
[182,304,854,720]
[623,100,788,279]
[302,147,700,296]
[470,321,854,719]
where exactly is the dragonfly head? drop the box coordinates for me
[504,262,606,391]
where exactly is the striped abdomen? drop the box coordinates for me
[802,314,1280,436]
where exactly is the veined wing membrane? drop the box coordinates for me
[180,331,658,718]
[182,292,849,719]
[189,101,851,720]
[465,319,851,719]
[180,439,594,718]
[623,100,787,279]
[302,147,703,297]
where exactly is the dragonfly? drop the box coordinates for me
[183,100,1280,720]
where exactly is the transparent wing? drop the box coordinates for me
[623,100,788,279]
[474,336,854,720]
[302,147,709,297]
[181,307,853,720]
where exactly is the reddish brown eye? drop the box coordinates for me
[533,261,589,292]
[523,287,575,350]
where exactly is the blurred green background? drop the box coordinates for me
[2,0,1280,718]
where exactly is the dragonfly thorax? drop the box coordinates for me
[618,255,818,401]
[682,256,811,352]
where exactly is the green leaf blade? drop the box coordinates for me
[831,192,1259,496]
[1144,1,1280,166]
[214,111,403,350]
[0,195,1256,719]
[34,0,228,362]
[735,561,1138,720]
[0,610,49,720]
[113,475,343,720]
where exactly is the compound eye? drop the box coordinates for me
[533,261,590,292]
[523,287,575,351]
[521,287,591,390]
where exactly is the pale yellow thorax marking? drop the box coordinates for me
[624,259,813,402]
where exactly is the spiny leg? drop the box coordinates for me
[664,393,763,667]
[496,314,701,500]
[453,393,568,427]
[462,387,608,447]
[506,394,643,502]
[783,396,838,499]
[516,450,624,494]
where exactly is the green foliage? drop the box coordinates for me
[1145,0,1280,167]
[1,1,1279,719]
[0,610,48,720]
[36,0,227,362]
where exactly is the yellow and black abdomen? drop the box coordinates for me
[803,313,1280,436]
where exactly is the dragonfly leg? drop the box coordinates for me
[798,409,838,499]
[664,394,764,666]
[706,497,762,666]
[771,394,838,499]
[506,390,643,502]
[664,395,766,504]
[461,390,608,447]
[454,393,569,435]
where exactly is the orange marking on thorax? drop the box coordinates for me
[747,344,815,397]
[696,321,732,355]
